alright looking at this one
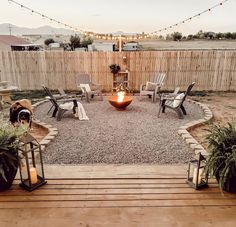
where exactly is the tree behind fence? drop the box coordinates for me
[0,50,235,91]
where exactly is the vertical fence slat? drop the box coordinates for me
[0,50,235,91]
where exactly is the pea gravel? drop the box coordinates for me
[35,96,203,164]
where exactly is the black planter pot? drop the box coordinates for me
[0,165,18,191]
[223,176,236,193]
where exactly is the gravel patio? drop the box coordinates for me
[35,96,203,164]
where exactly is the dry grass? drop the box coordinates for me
[189,92,236,149]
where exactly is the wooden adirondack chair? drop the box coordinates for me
[42,86,78,121]
[140,73,166,102]
[76,74,103,103]
[158,82,195,119]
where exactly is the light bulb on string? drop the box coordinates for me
[8,0,230,39]
[20,4,24,11]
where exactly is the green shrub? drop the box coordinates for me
[205,122,236,192]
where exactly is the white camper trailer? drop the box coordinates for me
[88,42,115,52]
[123,42,139,51]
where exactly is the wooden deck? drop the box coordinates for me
[0,165,236,227]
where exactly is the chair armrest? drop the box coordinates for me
[45,96,51,100]
[66,94,80,99]
[140,84,146,91]
[155,85,161,94]
[161,93,178,100]
[161,96,183,102]
[78,85,87,94]
[57,97,78,103]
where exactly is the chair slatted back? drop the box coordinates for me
[173,87,180,95]
[76,74,91,84]
[179,82,195,106]
[42,86,59,108]
[58,88,66,96]
[155,73,166,85]
[183,82,195,101]
[150,73,166,85]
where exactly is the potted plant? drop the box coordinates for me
[109,64,121,74]
[204,122,236,193]
[0,116,24,191]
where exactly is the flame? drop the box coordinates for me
[117,91,125,103]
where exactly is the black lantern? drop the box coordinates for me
[186,153,208,190]
[18,133,47,191]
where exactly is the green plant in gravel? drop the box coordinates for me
[204,122,236,192]
[0,115,25,184]
[11,90,45,103]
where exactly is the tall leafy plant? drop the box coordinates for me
[204,122,236,192]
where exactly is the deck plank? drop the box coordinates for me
[0,207,236,227]
[1,165,236,226]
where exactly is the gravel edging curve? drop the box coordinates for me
[177,98,213,156]
[32,100,58,151]
[32,97,211,163]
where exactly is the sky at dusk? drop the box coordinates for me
[1,0,236,34]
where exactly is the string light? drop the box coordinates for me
[8,0,229,40]
[8,0,85,34]
[151,0,229,35]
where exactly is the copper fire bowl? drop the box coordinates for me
[108,96,133,110]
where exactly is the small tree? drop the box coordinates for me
[70,34,81,50]
[216,32,223,39]
[195,30,204,39]
[44,38,55,46]
[225,32,233,39]
[232,33,236,39]
[187,34,193,40]
[81,36,93,48]
[165,34,172,40]
[171,32,182,41]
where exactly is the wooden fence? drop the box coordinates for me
[0,50,235,91]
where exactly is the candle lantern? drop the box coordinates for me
[18,133,47,191]
[186,153,208,190]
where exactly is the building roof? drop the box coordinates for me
[0,35,30,45]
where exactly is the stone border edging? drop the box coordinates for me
[32,100,58,151]
[177,99,213,156]
[31,98,213,157]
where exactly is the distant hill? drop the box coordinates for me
[0,23,76,35]
[0,24,139,36]
[112,31,138,36]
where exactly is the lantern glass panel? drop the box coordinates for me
[186,153,208,190]
[18,133,46,191]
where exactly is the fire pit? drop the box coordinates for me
[108,91,132,110]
